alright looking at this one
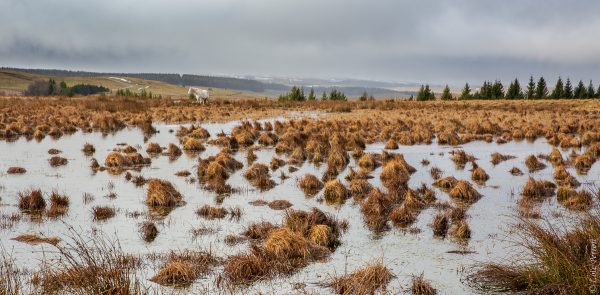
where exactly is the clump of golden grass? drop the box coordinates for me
[384,139,398,149]
[411,273,437,295]
[149,250,219,287]
[182,137,205,151]
[298,174,323,196]
[12,234,60,246]
[244,163,276,191]
[145,142,162,154]
[552,165,570,181]
[574,154,594,174]
[361,188,396,232]
[283,207,345,249]
[380,158,411,190]
[556,187,593,211]
[449,181,482,204]
[269,156,286,171]
[174,170,191,177]
[122,145,137,153]
[349,178,373,200]
[520,177,556,202]
[429,166,442,180]
[196,205,227,219]
[471,164,489,183]
[451,149,475,169]
[323,180,350,204]
[246,148,257,165]
[525,155,546,172]
[139,221,158,242]
[47,191,69,218]
[248,199,268,206]
[438,131,460,145]
[431,212,449,237]
[466,213,600,294]
[450,219,471,241]
[548,147,564,166]
[146,179,183,208]
[6,166,26,174]
[263,227,312,259]
[490,152,516,165]
[389,206,416,228]
[18,189,46,213]
[49,156,68,167]
[509,166,523,176]
[92,206,115,221]
[268,200,293,210]
[82,143,95,155]
[167,143,182,159]
[433,176,457,192]
[404,189,426,211]
[258,132,278,146]
[357,153,380,171]
[243,221,276,240]
[326,261,394,295]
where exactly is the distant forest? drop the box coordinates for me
[2,68,289,93]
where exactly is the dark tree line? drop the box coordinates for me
[23,79,108,97]
[278,86,347,101]
[429,76,600,100]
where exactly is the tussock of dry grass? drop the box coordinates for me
[525,155,546,172]
[47,191,69,218]
[449,181,482,204]
[433,176,458,192]
[18,189,46,213]
[146,179,183,208]
[149,250,219,287]
[145,142,162,154]
[490,152,516,165]
[411,273,437,295]
[243,222,277,240]
[467,213,600,294]
[509,166,523,176]
[12,234,60,246]
[326,261,394,295]
[92,206,115,221]
[82,143,95,155]
[139,221,158,242]
[431,212,449,238]
[244,163,275,191]
[323,180,350,204]
[268,200,292,210]
[6,166,26,174]
[556,187,593,211]
[471,164,489,183]
[49,156,68,167]
[298,174,323,196]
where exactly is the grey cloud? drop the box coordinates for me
[1,0,600,85]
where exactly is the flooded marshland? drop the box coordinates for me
[1,111,598,294]
[0,99,598,294]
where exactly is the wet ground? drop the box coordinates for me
[1,116,598,294]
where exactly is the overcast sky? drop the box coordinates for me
[2,0,600,85]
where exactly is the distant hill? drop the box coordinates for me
[1,68,289,93]
[1,67,411,98]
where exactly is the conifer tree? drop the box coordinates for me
[564,78,573,99]
[587,80,595,98]
[441,85,452,100]
[574,80,587,98]
[535,77,548,99]
[460,83,471,100]
[551,77,564,99]
[526,76,536,99]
